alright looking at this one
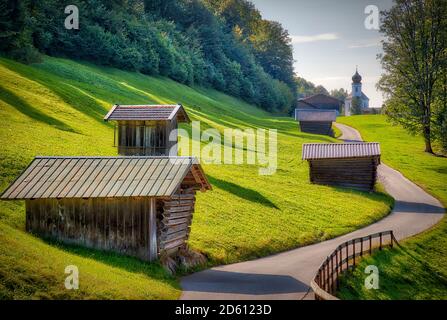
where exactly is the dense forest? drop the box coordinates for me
[0,0,297,113]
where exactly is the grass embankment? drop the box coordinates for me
[0,57,392,299]
[337,115,447,300]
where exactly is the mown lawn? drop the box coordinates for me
[0,57,392,299]
[336,115,447,300]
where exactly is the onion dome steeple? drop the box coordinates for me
[352,66,362,84]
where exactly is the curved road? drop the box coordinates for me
[181,122,445,300]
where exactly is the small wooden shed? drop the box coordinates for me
[302,143,381,191]
[104,104,190,156]
[295,109,337,136]
[1,156,211,261]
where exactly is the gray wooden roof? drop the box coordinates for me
[1,156,210,200]
[295,109,337,122]
[302,143,380,160]
[104,104,190,122]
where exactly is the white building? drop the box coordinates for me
[344,68,370,116]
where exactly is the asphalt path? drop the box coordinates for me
[180,122,444,300]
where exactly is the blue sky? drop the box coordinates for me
[251,0,393,108]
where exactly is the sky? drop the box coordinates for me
[251,0,394,108]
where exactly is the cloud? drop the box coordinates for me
[348,38,382,49]
[313,76,346,82]
[290,33,339,44]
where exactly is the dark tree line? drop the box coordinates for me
[0,0,296,112]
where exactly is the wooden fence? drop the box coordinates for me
[310,230,398,300]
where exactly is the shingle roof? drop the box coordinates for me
[1,156,210,200]
[297,94,342,112]
[302,143,380,160]
[298,94,343,105]
[104,104,190,122]
[295,109,337,122]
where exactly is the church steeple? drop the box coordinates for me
[351,67,362,97]
[352,66,362,84]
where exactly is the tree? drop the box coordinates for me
[432,65,447,152]
[378,0,447,153]
[295,77,316,98]
[295,77,332,99]
[314,85,329,95]
[330,88,348,101]
[350,97,363,115]
[0,0,295,113]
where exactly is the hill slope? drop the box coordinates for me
[0,57,392,299]
[337,115,447,300]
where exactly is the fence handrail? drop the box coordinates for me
[311,230,398,300]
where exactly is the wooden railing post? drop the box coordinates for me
[379,232,383,250]
[310,230,398,300]
[346,244,349,269]
[390,231,394,248]
[335,249,339,290]
[360,238,363,257]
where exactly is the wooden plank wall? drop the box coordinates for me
[158,189,195,257]
[309,157,379,191]
[300,121,333,136]
[166,118,178,156]
[117,120,171,156]
[26,197,155,261]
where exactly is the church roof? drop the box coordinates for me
[346,92,369,101]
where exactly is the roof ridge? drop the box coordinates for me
[34,155,197,160]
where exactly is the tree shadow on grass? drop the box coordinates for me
[0,85,78,134]
[42,237,177,284]
[207,175,279,209]
[1,59,109,125]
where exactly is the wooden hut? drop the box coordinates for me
[296,94,343,114]
[104,104,190,156]
[295,109,337,136]
[0,156,211,261]
[302,143,381,191]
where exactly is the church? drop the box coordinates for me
[344,68,370,115]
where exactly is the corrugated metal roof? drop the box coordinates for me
[295,109,337,122]
[1,156,210,200]
[302,143,380,160]
[104,104,190,122]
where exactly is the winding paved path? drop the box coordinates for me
[181,122,445,300]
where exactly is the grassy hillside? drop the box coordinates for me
[338,115,447,205]
[336,115,447,300]
[0,57,392,299]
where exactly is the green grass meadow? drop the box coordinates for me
[0,57,393,299]
[336,115,447,300]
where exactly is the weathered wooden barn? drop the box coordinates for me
[295,109,337,136]
[0,156,211,261]
[302,143,381,191]
[296,94,343,114]
[104,104,190,156]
